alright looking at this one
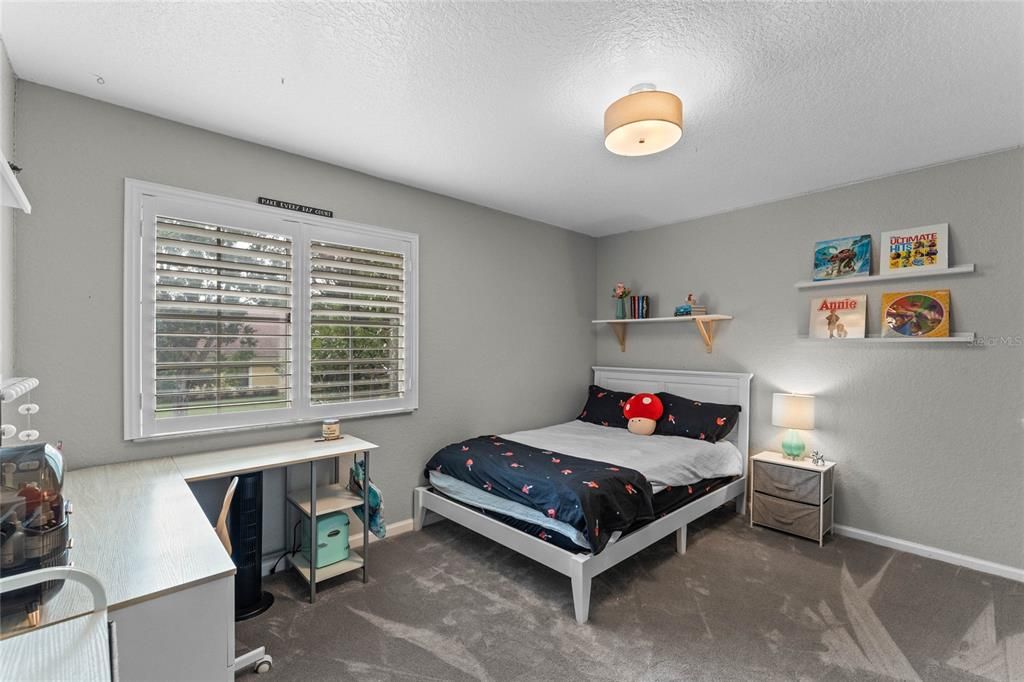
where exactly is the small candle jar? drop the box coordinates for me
[322,419,341,441]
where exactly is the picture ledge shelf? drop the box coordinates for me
[592,315,733,353]
[799,332,975,344]
[794,264,975,289]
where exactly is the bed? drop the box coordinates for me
[413,366,752,624]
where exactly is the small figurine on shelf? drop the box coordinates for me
[612,281,632,320]
[810,450,825,467]
[686,293,707,316]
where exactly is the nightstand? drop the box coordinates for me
[750,451,835,546]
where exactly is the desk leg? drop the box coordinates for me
[363,450,369,584]
[309,460,317,604]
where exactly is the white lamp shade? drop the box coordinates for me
[771,393,815,430]
[604,89,683,156]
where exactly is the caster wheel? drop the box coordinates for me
[254,656,273,674]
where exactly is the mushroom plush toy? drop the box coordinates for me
[623,393,664,436]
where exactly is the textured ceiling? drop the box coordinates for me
[5,2,1023,237]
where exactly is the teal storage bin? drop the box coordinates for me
[301,511,350,568]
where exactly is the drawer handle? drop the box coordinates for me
[773,484,796,492]
[774,518,795,525]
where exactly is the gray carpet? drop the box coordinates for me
[237,506,1023,681]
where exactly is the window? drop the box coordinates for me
[124,180,418,439]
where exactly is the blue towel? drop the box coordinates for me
[349,460,386,539]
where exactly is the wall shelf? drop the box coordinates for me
[0,149,31,214]
[798,332,975,344]
[794,264,975,289]
[592,314,732,353]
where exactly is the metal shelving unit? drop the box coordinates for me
[284,449,373,602]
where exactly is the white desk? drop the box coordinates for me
[1,435,378,681]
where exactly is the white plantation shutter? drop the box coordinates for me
[126,181,418,440]
[309,240,405,404]
[154,217,293,418]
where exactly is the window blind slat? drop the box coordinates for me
[156,253,292,277]
[156,284,293,302]
[157,221,291,249]
[311,272,403,289]
[310,243,404,266]
[309,310,400,320]
[154,398,290,414]
[309,283,404,300]
[156,301,292,314]
[156,271,290,289]
[157,237,293,265]
[309,257,402,277]
[309,389,404,402]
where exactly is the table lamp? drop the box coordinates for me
[772,393,815,459]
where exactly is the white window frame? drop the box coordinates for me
[124,179,418,440]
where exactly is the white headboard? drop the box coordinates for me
[592,366,753,477]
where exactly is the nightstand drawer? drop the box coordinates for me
[753,460,831,505]
[752,493,832,541]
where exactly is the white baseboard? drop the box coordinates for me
[834,524,1024,584]
[261,517,415,576]
[349,517,415,549]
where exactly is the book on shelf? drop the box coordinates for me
[881,289,950,338]
[881,223,948,273]
[629,295,650,319]
[809,295,866,339]
[812,234,871,281]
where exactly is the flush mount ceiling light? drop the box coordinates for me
[604,83,683,157]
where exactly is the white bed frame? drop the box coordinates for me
[413,366,752,624]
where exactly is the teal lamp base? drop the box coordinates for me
[781,429,805,459]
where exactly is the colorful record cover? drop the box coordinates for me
[812,234,871,281]
[881,289,950,338]
[809,295,866,339]
[881,223,948,272]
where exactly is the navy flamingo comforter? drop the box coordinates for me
[424,435,656,553]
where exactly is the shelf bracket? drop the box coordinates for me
[610,322,627,352]
[694,318,715,353]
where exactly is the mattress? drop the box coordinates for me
[500,420,743,492]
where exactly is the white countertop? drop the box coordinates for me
[3,457,235,635]
[173,434,377,482]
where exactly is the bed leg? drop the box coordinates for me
[675,526,687,555]
[570,569,592,625]
[735,489,747,518]
[413,487,427,531]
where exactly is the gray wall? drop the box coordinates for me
[13,83,596,550]
[595,149,1024,569]
[0,40,15,380]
